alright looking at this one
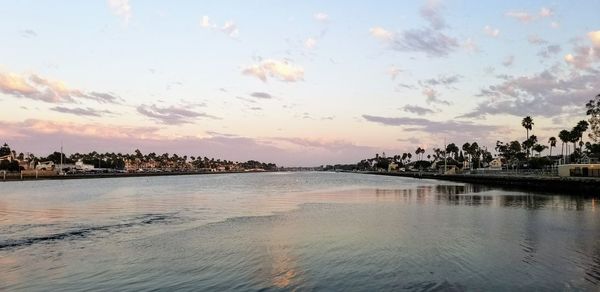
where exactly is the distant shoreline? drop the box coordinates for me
[359,171,600,194]
[0,170,272,183]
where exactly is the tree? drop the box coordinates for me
[575,120,589,152]
[586,93,600,142]
[548,137,557,157]
[522,135,538,158]
[532,144,548,157]
[0,143,11,157]
[462,142,471,166]
[521,116,534,157]
[415,147,422,161]
[558,130,570,162]
[446,143,459,160]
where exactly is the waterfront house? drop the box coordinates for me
[36,161,55,171]
[489,158,503,170]
[558,164,600,178]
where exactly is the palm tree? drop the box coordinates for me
[575,120,589,152]
[532,144,548,157]
[522,116,534,139]
[462,142,471,166]
[558,130,569,162]
[522,116,534,157]
[548,137,557,157]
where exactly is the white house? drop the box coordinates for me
[36,161,55,170]
[489,158,503,170]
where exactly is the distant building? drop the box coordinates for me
[75,160,94,171]
[388,162,398,172]
[36,161,55,171]
[489,158,503,170]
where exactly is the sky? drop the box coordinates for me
[0,0,599,166]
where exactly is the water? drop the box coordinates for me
[0,172,598,291]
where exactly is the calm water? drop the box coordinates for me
[0,172,599,291]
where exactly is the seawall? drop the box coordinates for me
[362,171,600,194]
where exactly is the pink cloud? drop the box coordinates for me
[0,119,382,166]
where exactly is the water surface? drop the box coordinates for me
[0,172,599,290]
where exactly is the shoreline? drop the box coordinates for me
[0,170,271,183]
[359,171,600,194]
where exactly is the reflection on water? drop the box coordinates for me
[373,184,595,211]
[0,172,599,290]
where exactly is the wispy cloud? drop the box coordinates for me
[528,35,547,45]
[505,7,554,23]
[537,44,561,59]
[50,106,113,117]
[0,70,120,104]
[564,31,600,69]
[137,104,219,125]
[422,88,450,105]
[483,25,500,37]
[107,0,131,23]
[362,114,497,134]
[420,0,446,30]
[370,1,457,57]
[502,55,515,67]
[505,11,535,23]
[242,59,304,82]
[539,7,553,17]
[463,38,479,53]
[396,28,458,57]
[304,37,317,49]
[250,92,273,99]
[460,69,597,118]
[420,74,461,88]
[388,65,402,80]
[19,29,37,38]
[401,105,436,116]
[370,27,393,41]
[313,12,329,22]
[201,16,239,38]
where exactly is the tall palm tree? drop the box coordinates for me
[522,116,534,139]
[548,137,556,157]
[415,147,422,161]
[575,120,589,152]
[522,116,534,157]
[462,142,471,166]
[558,130,569,163]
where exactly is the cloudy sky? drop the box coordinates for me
[1,0,599,166]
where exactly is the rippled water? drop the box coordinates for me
[0,172,599,291]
